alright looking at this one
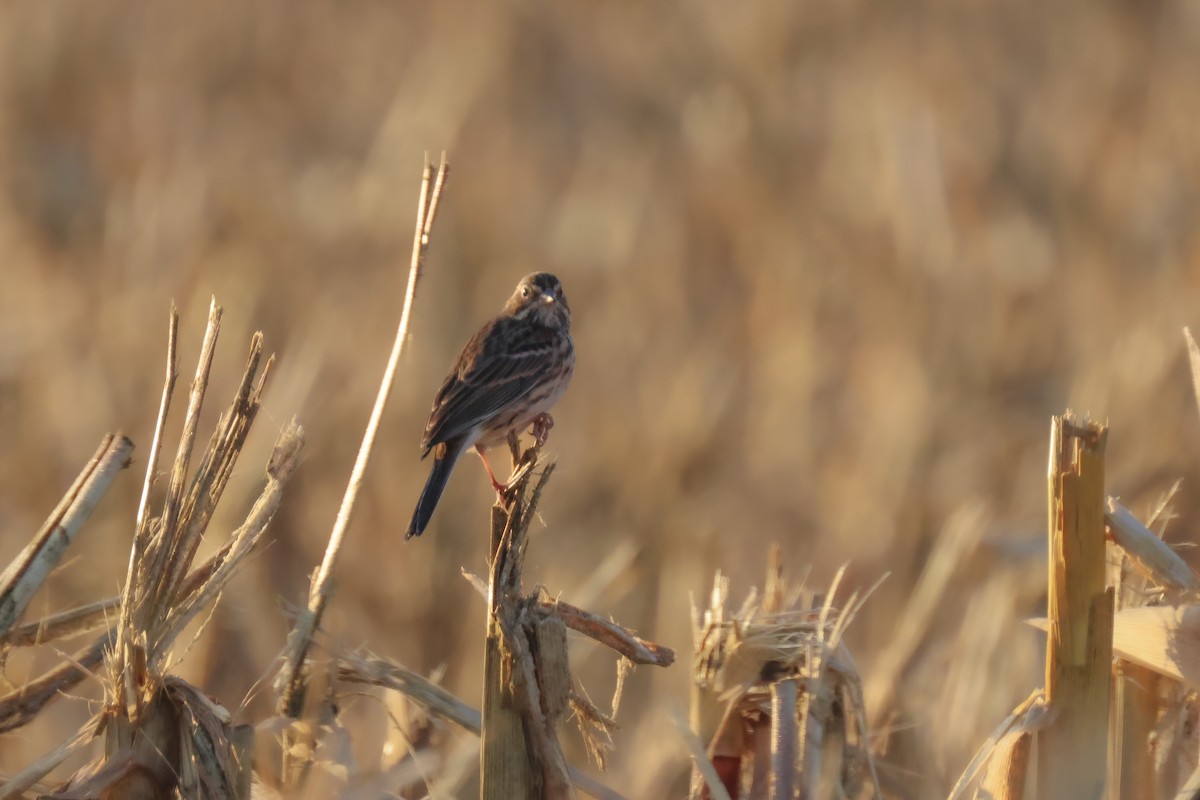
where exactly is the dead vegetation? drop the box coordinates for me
[7,3,1200,796]
[7,157,1200,799]
[3,12,1200,796]
[0,157,680,800]
[13,357,1200,798]
[949,397,1200,797]
[0,302,304,799]
[689,549,880,799]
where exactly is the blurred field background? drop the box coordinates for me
[2,1,1200,797]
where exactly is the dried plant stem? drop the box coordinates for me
[979,731,1033,800]
[1040,413,1112,798]
[275,155,448,787]
[1114,662,1158,800]
[159,420,303,646]
[672,704,732,800]
[0,433,133,639]
[770,679,797,800]
[691,553,878,799]
[0,630,113,734]
[339,655,482,734]
[481,500,539,800]
[0,596,119,649]
[111,300,219,703]
[1179,761,1200,800]
[146,299,221,602]
[135,306,178,539]
[452,458,672,797]
[703,702,744,800]
[0,524,284,737]
[1105,498,1200,595]
[458,578,676,670]
[158,332,271,611]
[0,298,294,800]
[544,599,675,667]
[337,654,625,800]
[1185,327,1200,426]
[798,679,823,799]
[0,721,96,799]
[52,303,295,800]
[478,451,667,798]
[498,609,572,798]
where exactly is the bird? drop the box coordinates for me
[405,272,575,539]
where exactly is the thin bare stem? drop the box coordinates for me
[309,154,443,605]
[135,306,179,537]
[1,597,119,649]
[1184,327,1200,427]
[277,154,449,724]
[113,307,178,693]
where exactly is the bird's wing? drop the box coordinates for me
[421,318,559,452]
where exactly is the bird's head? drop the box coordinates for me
[505,272,571,329]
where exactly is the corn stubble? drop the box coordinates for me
[688,548,880,799]
[950,353,1200,799]
[681,405,1200,800]
[0,301,304,800]
[8,169,1200,800]
[0,158,677,800]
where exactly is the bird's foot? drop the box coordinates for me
[531,413,555,449]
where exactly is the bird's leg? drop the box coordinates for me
[531,413,555,448]
[474,445,508,494]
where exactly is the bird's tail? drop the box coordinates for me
[405,441,464,539]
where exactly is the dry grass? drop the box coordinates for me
[3,2,1200,797]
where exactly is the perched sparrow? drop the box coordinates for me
[405,272,575,539]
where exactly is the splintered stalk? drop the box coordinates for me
[1039,413,1112,798]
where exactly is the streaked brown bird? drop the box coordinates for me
[405,272,575,539]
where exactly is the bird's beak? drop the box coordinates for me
[540,293,555,305]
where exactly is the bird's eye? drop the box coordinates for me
[521,285,532,298]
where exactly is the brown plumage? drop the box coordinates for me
[405,272,574,539]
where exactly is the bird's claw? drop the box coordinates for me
[531,413,555,449]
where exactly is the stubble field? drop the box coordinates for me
[2,2,1200,797]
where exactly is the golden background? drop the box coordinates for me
[2,2,1199,796]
